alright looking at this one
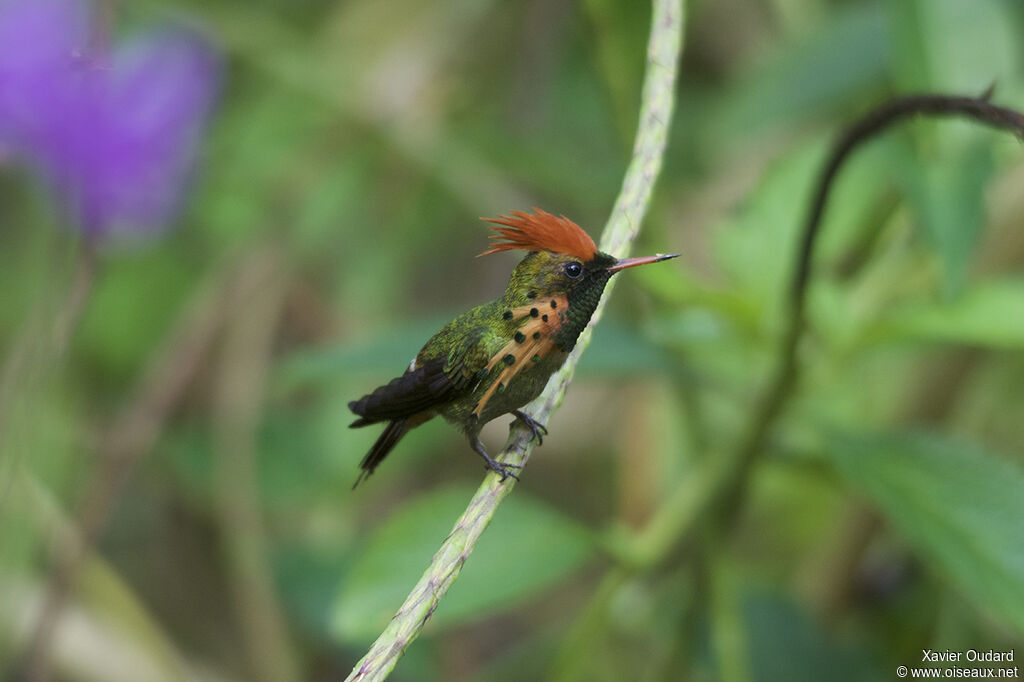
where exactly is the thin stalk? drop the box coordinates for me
[213,248,300,682]
[0,243,96,464]
[4,243,96,682]
[625,93,1024,570]
[707,539,751,682]
[14,251,237,682]
[548,90,1024,682]
[715,93,1024,533]
[548,568,631,682]
[343,2,686,680]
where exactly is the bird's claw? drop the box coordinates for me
[486,460,521,482]
[511,410,548,445]
[471,435,522,482]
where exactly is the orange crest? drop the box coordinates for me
[479,208,597,260]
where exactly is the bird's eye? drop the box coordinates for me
[565,261,583,279]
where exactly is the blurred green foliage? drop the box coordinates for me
[1,0,1023,680]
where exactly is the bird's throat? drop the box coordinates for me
[553,270,613,351]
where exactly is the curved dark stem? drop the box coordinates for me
[720,92,1024,521]
[791,92,1024,333]
[553,92,1024,675]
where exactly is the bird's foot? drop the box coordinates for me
[471,437,522,482]
[486,459,522,482]
[511,410,548,445]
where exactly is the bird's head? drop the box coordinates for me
[480,208,677,305]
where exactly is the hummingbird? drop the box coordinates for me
[348,208,677,486]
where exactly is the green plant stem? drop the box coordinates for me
[15,251,237,682]
[0,243,96,470]
[551,91,1024,682]
[343,2,685,680]
[548,567,630,682]
[617,92,1024,574]
[707,538,751,682]
[213,248,300,682]
[3,244,97,682]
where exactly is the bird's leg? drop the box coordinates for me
[469,436,521,482]
[511,409,548,445]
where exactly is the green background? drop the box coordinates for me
[1,0,1023,680]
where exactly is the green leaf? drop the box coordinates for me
[332,485,594,642]
[574,320,677,377]
[78,249,195,383]
[741,592,881,682]
[889,0,1020,94]
[887,0,1018,294]
[707,3,890,146]
[870,278,1024,349]
[826,432,1024,635]
[900,143,994,296]
[712,138,900,329]
[274,316,449,390]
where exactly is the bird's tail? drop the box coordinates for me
[352,418,409,488]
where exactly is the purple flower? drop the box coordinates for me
[0,0,220,242]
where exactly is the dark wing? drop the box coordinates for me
[348,330,486,427]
